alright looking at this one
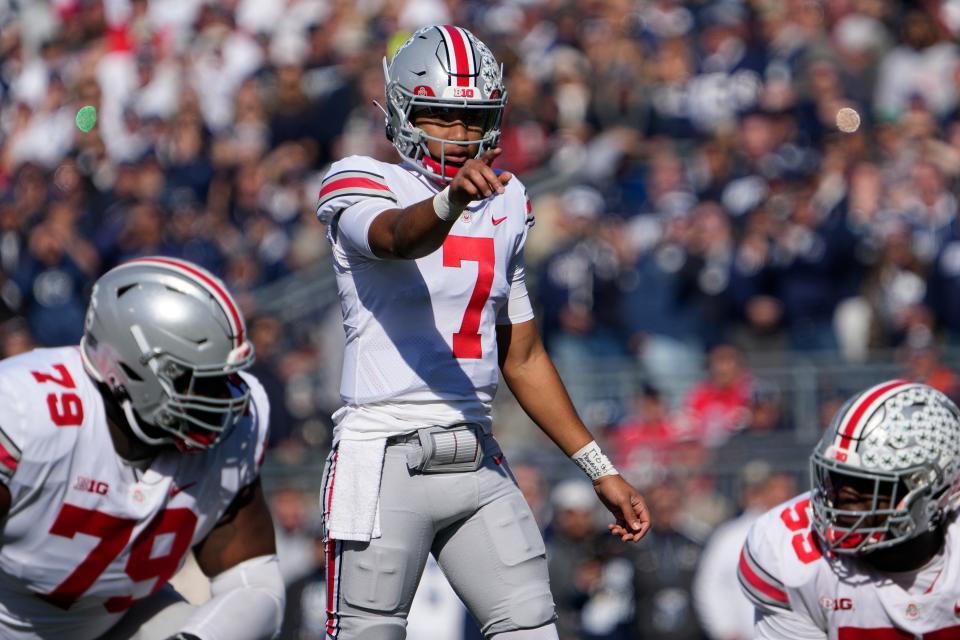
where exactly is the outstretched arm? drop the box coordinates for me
[496,320,650,542]
[366,149,512,259]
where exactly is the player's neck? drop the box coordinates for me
[861,529,945,573]
[96,384,159,467]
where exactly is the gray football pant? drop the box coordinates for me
[321,434,557,639]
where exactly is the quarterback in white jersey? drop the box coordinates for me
[316,25,649,640]
[0,257,284,640]
[739,381,960,639]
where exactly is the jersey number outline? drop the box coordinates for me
[442,236,495,359]
[31,363,84,427]
[42,504,198,611]
[779,498,823,564]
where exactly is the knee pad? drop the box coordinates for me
[479,493,545,569]
[477,494,556,634]
[502,589,556,631]
[341,543,415,613]
[491,623,560,639]
[337,616,407,640]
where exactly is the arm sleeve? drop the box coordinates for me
[179,555,285,640]
[496,186,536,325]
[693,526,745,640]
[754,608,827,640]
[316,158,399,260]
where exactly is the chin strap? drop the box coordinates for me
[121,399,172,447]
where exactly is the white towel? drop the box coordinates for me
[325,437,386,541]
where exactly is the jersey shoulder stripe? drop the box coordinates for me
[0,426,20,481]
[317,169,397,209]
[738,539,790,611]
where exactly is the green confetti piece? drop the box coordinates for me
[75,105,97,133]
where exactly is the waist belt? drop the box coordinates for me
[387,423,484,474]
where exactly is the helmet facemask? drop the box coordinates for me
[135,341,254,451]
[810,454,936,554]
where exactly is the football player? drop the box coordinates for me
[739,380,960,639]
[0,257,284,639]
[315,25,649,640]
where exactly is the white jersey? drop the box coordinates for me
[316,156,534,438]
[0,347,270,640]
[739,492,960,639]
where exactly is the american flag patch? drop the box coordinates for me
[0,426,21,482]
[317,170,397,210]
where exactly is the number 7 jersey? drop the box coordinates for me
[738,492,960,639]
[316,156,535,433]
[0,347,270,640]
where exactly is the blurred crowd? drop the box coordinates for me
[3,0,960,638]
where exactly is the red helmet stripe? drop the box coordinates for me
[125,257,244,348]
[441,25,471,87]
[837,380,911,450]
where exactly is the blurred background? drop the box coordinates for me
[1,0,960,638]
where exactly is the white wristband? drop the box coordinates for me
[433,186,464,221]
[571,441,619,481]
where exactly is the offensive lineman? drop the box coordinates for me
[316,25,650,640]
[0,257,284,639]
[739,380,960,639]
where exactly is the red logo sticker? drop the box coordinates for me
[414,85,435,97]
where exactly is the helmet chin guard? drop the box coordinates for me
[382,25,507,183]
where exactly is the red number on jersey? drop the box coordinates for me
[105,508,199,612]
[31,363,84,427]
[44,505,198,611]
[779,498,822,564]
[41,505,137,609]
[442,236,495,359]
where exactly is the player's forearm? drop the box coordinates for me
[368,198,457,259]
[500,340,594,456]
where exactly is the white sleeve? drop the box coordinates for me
[693,525,745,640]
[754,608,826,640]
[179,555,285,640]
[496,250,534,324]
[329,198,394,260]
[496,186,535,325]
[316,157,399,260]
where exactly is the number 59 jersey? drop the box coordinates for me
[316,156,535,432]
[738,493,960,639]
[0,347,270,640]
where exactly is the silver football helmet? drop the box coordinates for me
[80,257,255,451]
[811,380,960,555]
[383,25,507,181]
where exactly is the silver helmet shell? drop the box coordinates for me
[384,25,507,182]
[810,380,960,554]
[80,257,255,450]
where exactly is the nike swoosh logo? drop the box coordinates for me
[491,216,507,226]
[170,481,197,498]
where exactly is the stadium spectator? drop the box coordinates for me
[629,479,707,640]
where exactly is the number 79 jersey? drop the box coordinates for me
[0,347,270,640]
[738,492,960,639]
[316,156,535,428]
